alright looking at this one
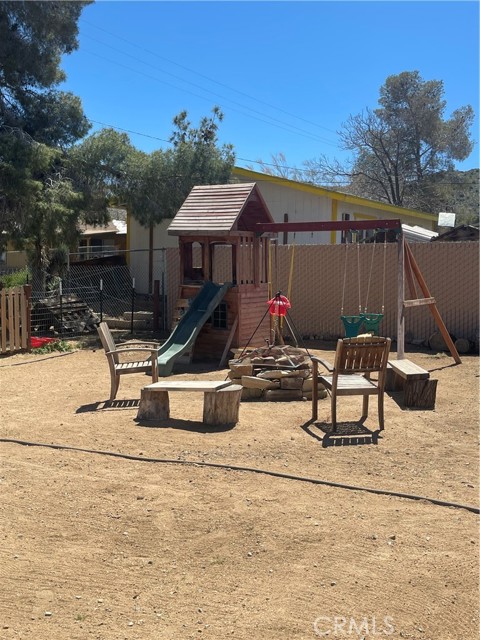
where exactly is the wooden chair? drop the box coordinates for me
[97,322,160,401]
[311,336,391,431]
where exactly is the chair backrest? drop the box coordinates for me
[97,322,117,355]
[335,336,391,375]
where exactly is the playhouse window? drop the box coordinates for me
[212,302,228,329]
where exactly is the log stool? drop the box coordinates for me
[386,359,437,409]
[203,385,242,425]
[136,381,242,425]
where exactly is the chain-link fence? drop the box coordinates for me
[1,249,170,340]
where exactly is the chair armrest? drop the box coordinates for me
[311,356,334,422]
[115,340,160,351]
[113,346,160,355]
[310,355,334,372]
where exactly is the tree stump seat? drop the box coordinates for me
[386,359,437,409]
[136,381,242,426]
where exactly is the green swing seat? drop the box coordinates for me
[341,314,364,338]
[360,312,384,336]
[340,233,386,339]
[341,312,384,337]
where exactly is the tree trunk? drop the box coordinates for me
[403,379,438,409]
[136,388,170,421]
[203,385,242,425]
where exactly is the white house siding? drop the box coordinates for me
[127,217,177,293]
[247,179,333,245]
[129,217,179,251]
[126,170,437,291]
[232,169,436,245]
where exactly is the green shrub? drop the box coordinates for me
[31,340,75,354]
[0,268,30,288]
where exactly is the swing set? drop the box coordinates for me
[340,230,387,337]
[255,218,461,364]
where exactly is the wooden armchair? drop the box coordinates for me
[97,322,160,401]
[311,336,391,431]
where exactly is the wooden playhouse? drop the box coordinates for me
[167,182,276,361]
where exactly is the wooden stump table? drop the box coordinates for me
[136,380,243,425]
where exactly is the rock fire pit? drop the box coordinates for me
[228,345,327,402]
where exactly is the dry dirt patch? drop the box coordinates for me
[0,344,478,639]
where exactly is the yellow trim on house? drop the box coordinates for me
[232,167,436,223]
[330,200,338,245]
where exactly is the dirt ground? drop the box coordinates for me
[0,337,478,640]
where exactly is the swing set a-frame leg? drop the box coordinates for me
[400,241,461,364]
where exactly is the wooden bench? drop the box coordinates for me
[136,381,243,426]
[386,359,437,409]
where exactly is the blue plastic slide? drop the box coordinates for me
[156,281,232,376]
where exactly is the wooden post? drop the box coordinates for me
[148,223,154,293]
[397,234,405,359]
[202,240,210,281]
[179,239,185,283]
[21,284,30,350]
[209,242,215,282]
[14,285,21,349]
[403,245,418,299]
[231,241,237,285]
[238,236,244,285]
[8,288,14,352]
[253,236,260,286]
[283,213,289,245]
[312,358,319,421]
[153,280,160,331]
[404,243,461,364]
[247,235,252,283]
[203,385,242,425]
[219,315,239,368]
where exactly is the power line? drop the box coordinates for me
[81,18,340,138]
[83,119,344,183]
[88,119,171,145]
[82,48,337,146]
[76,21,478,182]
[82,33,339,147]
[84,121,478,188]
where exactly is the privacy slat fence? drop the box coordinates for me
[162,242,479,346]
[0,285,31,354]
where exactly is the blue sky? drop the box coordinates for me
[60,1,479,174]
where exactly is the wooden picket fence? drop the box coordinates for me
[0,285,32,354]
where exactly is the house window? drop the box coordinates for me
[341,213,350,244]
[91,238,104,254]
[358,228,376,243]
[342,214,376,243]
